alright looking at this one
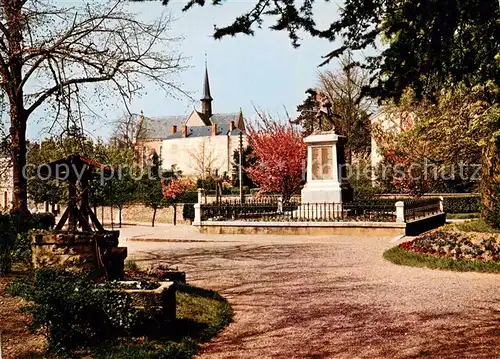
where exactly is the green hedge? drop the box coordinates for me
[183,203,195,222]
[178,191,198,204]
[350,195,481,214]
[442,196,480,213]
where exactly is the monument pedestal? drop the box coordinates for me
[301,180,343,203]
[301,132,351,205]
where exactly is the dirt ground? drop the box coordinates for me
[125,233,500,359]
[0,275,45,359]
[1,227,499,359]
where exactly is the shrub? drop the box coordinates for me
[12,232,33,267]
[196,177,216,191]
[31,212,56,230]
[442,196,480,213]
[6,268,137,352]
[0,214,16,274]
[0,212,57,274]
[124,260,140,272]
[183,203,195,222]
[352,185,383,200]
[350,195,481,214]
[178,190,198,203]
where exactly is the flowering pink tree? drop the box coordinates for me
[161,178,195,224]
[246,112,307,201]
[162,178,194,201]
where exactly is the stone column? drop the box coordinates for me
[395,201,405,223]
[194,188,204,225]
[197,188,204,204]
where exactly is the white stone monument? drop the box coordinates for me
[301,131,351,204]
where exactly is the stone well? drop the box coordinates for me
[31,230,127,280]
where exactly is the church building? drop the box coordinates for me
[133,65,247,178]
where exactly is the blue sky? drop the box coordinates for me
[27,0,346,140]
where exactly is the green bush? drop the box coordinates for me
[0,212,57,274]
[352,185,383,200]
[31,212,56,230]
[183,203,195,222]
[228,186,250,195]
[442,196,480,213]
[196,177,216,191]
[350,194,481,214]
[6,268,137,353]
[178,191,198,204]
[0,214,16,274]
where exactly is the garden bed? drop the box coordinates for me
[384,222,500,273]
[1,272,232,359]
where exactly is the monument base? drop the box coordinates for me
[301,181,343,203]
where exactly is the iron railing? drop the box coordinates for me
[200,200,397,222]
[404,198,441,221]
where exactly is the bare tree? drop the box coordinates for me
[110,112,141,148]
[0,0,184,213]
[295,52,374,162]
[188,138,220,180]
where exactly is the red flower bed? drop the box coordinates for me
[399,228,500,262]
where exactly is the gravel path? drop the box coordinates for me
[124,227,500,359]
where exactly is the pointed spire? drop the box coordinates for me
[201,55,213,117]
[201,60,213,101]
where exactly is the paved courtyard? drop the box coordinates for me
[119,225,499,359]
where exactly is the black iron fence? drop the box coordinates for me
[200,200,398,222]
[404,198,441,221]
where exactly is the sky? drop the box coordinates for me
[27,0,348,140]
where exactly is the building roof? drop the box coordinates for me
[165,123,244,140]
[138,115,187,140]
[137,112,244,141]
[210,113,241,126]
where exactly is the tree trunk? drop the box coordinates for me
[480,137,500,228]
[10,108,29,214]
[152,208,157,227]
[5,0,28,215]
[118,207,122,228]
[173,204,177,226]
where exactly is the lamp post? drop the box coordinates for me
[239,132,244,203]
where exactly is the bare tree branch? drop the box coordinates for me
[0,0,186,211]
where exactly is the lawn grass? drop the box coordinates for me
[18,284,233,359]
[94,284,233,359]
[454,219,500,233]
[446,213,480,219]
[383,245,500,273]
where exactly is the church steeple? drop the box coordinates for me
[200,58,213,117]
